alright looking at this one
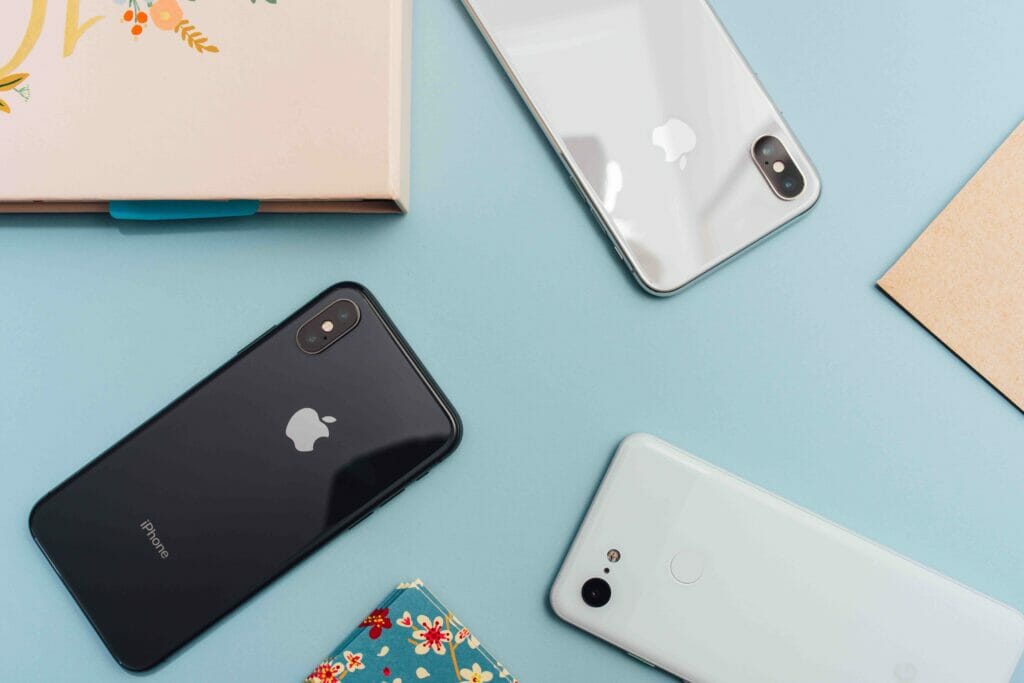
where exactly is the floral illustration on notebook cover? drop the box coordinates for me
[2,0,280,117]
[116,0,220,53]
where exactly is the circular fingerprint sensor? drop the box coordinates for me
[670,549,705,584]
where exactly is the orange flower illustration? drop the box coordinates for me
[151,0,184,30]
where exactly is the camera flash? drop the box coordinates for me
[321,321,335,333]
[607,549,621,563]
[772,161,786,173]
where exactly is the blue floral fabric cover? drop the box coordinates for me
[302,580,518,683]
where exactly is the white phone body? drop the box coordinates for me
[461,0,821,295]
[551,434,1024,682]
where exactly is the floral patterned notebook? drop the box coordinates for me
[0,0,411,214]
[303,580,518,683]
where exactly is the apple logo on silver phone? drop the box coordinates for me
[652,118,697,170]
[285,408,336,452]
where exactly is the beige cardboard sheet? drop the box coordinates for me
[879,121,1024,410]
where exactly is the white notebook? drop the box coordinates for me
[0,0,411,214]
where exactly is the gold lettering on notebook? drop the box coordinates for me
[1,1,103,80]
[64,0,104,57]
[0,0,46,78]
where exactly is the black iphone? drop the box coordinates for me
[29,283,461,671]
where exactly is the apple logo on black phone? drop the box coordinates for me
[285,408,336,452]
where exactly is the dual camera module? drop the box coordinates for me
[296,299,361,354]
[753,135,805,200]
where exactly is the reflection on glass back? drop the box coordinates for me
[465,0,820,293]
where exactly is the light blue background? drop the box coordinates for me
[2,1,1022,680]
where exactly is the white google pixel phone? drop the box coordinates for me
[462,0,821,295]
[551,434,1024,682]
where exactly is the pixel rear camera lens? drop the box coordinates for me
[581,577,612,608]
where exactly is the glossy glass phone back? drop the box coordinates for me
[551,434,1024,682]
[30,283,460,671]
[463,0,821,294]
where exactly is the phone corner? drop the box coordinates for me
[631,267,687,298]
[802,171,823,211]
[1008,604,1024,647]
[322,281,370,298]
[429,374,463,458]
[27,492,50,541]
[112,649,164,674]
[619,432,657,448]
[442,408,465,455]
[615,433,662,460]
[547,576,574,624]
[1009,619,1024,683]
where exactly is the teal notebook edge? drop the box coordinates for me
[109,200,260,221]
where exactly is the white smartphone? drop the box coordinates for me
[461,0,821,295]
[551,434,1024,682]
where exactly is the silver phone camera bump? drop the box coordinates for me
[753,135,805,200]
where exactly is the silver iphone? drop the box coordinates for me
[462,0,821,295]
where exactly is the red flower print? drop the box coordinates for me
[359,607,392,640]
[411,615,453,656]
[342,650,365,672]
[305,660,344,683]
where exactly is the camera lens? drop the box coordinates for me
[297,299,361,354]
[581,577,611,608]
[780,173,805,198]
[752,135,804,200]
[336,300,358,324]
